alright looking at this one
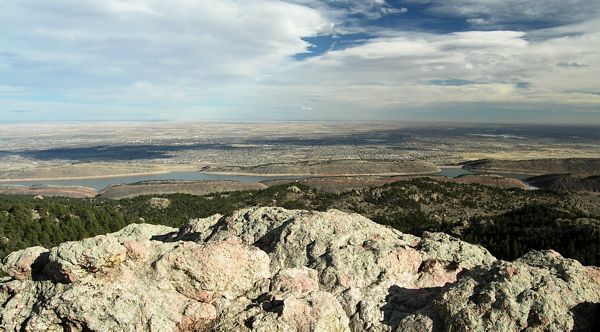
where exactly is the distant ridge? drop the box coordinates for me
[98,180,266,199]
[0,185,97,198]
[526,174,600,192]
[202,159,440,176]
[463,158,600,175]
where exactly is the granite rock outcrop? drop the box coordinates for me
[1,207,599,331]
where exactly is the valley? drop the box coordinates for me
[2,122,600,331]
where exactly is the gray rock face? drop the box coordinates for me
[1,207,599,331]
[433,250,600,331]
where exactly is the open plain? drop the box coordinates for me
[1,122,599,182]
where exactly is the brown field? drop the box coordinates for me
[0,185,97,198]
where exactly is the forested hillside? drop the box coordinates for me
[526,174,600,192]
[2,178,599,267]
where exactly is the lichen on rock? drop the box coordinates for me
[1,207,599,331]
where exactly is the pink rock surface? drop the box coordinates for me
[1,207,599,331]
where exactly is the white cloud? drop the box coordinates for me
[380,7,408,15]
[0,0,329,87]
[247,22,600,111]
[0,0,599,121]
[290,0,407,29]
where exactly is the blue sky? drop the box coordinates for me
[1,0,600,123]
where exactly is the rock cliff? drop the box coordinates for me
[1,207,599,331]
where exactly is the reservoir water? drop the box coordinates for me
[0,167,523,192]
[0,172,295,191]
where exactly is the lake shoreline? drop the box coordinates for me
[0,165,507,192]
[0,170,176,182]
[197,170,441,177]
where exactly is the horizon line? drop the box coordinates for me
[2,119,600,127]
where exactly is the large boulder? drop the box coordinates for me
[1,207,599,331]
[1,246,48,280]
[432,250,600,331]
[181,207,496,330]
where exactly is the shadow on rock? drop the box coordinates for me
[30,251,51,282]
[253,218,295,253]
[571,302,600,332]
[150,231,180,243]
[381,285,443,329]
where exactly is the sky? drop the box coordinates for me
[1,0,600,123]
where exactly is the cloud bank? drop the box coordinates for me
[1,0,599,122]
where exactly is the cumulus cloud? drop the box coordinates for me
[0,0,328,90]
[249,24,600,112]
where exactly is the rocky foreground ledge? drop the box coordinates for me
[1,208,599,331]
